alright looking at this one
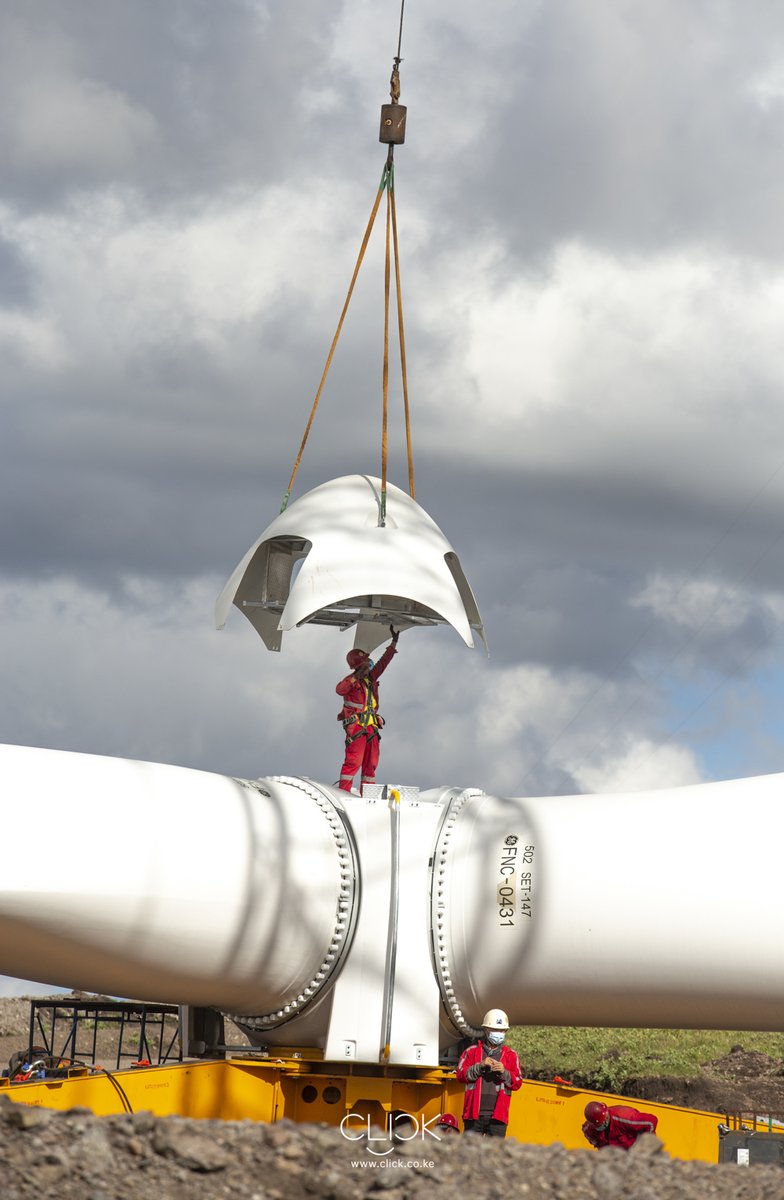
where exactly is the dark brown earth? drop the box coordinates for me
[623,1047,784,1118]
[4,998,784,1199]
[4,1101,784,1200]
[527,1046,784,1119]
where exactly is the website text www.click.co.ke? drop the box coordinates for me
[350,1158,436,1170]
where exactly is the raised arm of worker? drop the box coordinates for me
[369,627,399,680]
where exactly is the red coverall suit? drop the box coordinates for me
[336,638,397,793]
[582,1105,658,1150]
[456,1039,523,1136]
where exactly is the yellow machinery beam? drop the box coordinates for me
[0,1057,770,1163]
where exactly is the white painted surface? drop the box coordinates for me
[323,793,391,1062]
[3,741,784,1065]
[215,475,486,653]
[439,776,784,1032]
[0,745,347,1015]
[386,792,443,1064]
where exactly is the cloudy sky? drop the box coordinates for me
[3,1,784,993]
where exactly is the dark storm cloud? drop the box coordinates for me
[0,234,36,306]
[1,0,354,209]
[423,2,784,261]
[419,457,784,682]
[1,0,783,808]
[0,298,406,586]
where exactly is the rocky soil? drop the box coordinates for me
[4,1101,784,1200]
[4,997,784,1198]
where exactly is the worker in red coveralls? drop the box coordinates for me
[336,626,398,794]
[582,1101,658,1149]
[456,1008,523,1137]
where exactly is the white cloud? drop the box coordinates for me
[0,162,445,471]
[0,308,68,371]
[0,574,340,777]
[571,736,703,794]
[747,59,784,110]
[1,181,369,369]
[632,574,755,635]
[416,242,784,487]
[0,572,709,799]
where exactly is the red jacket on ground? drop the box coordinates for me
[336,641,397,725]
[582,1105,658,1150]
[456,1040,523,1124]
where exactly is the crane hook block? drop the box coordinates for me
[379,103,407,145]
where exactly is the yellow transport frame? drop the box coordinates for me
[0,1055,776,1164]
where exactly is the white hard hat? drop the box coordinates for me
[481,1008,509,1031]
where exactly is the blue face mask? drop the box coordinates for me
[486,1030,505,1046]
[366,659,375,671]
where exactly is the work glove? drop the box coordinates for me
[389,624,399,644]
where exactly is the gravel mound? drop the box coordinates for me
[2,1096,783,1200]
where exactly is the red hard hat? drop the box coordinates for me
[584,1101,609,1127]
[346,649,369,668]
[436,1113,460,1130]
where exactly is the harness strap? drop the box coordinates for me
[340,679,382,730]
[343,711,385,729]
[345,726,381,746]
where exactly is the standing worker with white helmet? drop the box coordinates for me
[456,1009,523,1137]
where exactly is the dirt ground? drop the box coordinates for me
[4,996,784,1199]
[622,1046,784,1118]
[525,1047,784,1118]
[4,1098,784,1200]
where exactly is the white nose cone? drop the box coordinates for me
[216,475,487,653]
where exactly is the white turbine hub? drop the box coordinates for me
[3,742,784,1062]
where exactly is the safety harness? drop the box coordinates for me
[340,679,384,744]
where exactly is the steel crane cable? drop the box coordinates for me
[391,168,415,502]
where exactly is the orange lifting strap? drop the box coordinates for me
[281,4,414,524]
